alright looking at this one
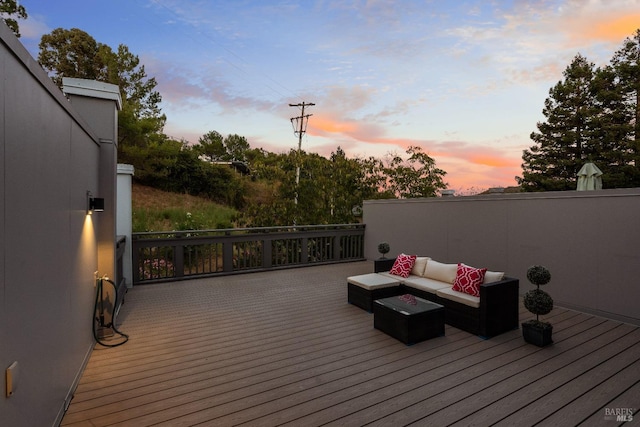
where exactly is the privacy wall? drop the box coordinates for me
[363,188,640,326]
[0,23,116,426]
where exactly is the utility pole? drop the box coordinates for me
[289,102,315,213]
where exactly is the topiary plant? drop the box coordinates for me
[523,265,554,329]
[526,265,551,286]
[377,242,390,258]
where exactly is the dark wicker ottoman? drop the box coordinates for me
[348,273,401,312]
[374,294,444,345]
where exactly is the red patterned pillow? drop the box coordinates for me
[452,263,487,297]
[389,253,417,278]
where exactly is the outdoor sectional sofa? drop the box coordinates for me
[348,255,519,338]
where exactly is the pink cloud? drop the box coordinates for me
[149,58,278,114]
[563,8,640,45]
[300,109,524,190]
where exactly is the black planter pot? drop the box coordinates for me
[374,258,396,273]
[522,322,553,347]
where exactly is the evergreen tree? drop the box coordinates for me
[224,134,250,162]
[196,131,226,162]
[518,54,596,191]
[609,29,640,186]
[38,28,105,86]
[38,28,165,149]
[588,65,635,187]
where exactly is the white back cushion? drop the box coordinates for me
[423,260,458,284]
[484,270,505,284]
[411,256,430,276]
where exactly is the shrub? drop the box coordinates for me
[378,242,390,258]
[523,265,554,326]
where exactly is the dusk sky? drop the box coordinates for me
[16,0,640,192]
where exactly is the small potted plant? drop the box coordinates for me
[374,242,393,272]
[522,265,554,346]
[377,242,390,259]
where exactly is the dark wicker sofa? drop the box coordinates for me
[399,276,519,338]
[351,257,519,338]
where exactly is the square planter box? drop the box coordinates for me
[522,322,553,347]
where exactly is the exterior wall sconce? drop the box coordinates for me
[87,191,105,214]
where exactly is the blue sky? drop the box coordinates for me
[15,0,640,192]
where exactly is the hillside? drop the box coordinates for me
[131,183,239,232]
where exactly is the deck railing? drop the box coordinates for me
[132,224,365,284]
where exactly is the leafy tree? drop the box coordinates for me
[121,138,246,208]
[240,145,447,226]
[297,152,334,224]
[196,131,226,162]
[240,150,293,226]
[245,147,286,181]
[224,134,250,162]
[328,148,366,222]
[326,148,392,222]
[194,131,251,163]
[1,0,27,37]
[37,28,165,149]
[359,156,394,199]
[38,28,105,86]
[382,146,448,198]
[518,54,596,191]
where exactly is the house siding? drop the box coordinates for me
[0,22,115,426]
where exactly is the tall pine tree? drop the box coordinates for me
[519,54,596,191]
[38,28,166,149]
[588,64,634,187]
[609,29,640,186]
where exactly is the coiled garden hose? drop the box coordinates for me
[93,277,129,347]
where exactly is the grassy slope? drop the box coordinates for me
[131,183,238,232]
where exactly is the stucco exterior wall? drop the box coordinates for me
[0,23,112,426]
[363,188,640,326]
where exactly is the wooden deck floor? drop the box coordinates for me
[62,262,640,427]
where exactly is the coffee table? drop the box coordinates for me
[373,294,444,345]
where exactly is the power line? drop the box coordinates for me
[289,102,315,212]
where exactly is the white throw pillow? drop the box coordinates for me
[411,257,430,276]
[423,259,458,284]
[484,270,505,284]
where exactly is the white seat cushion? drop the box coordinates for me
[437,286,480,308]
[377,271,413,281]
[347,273,401,290]
[402,276,452,294]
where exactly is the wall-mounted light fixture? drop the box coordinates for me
[87,191,105,214]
